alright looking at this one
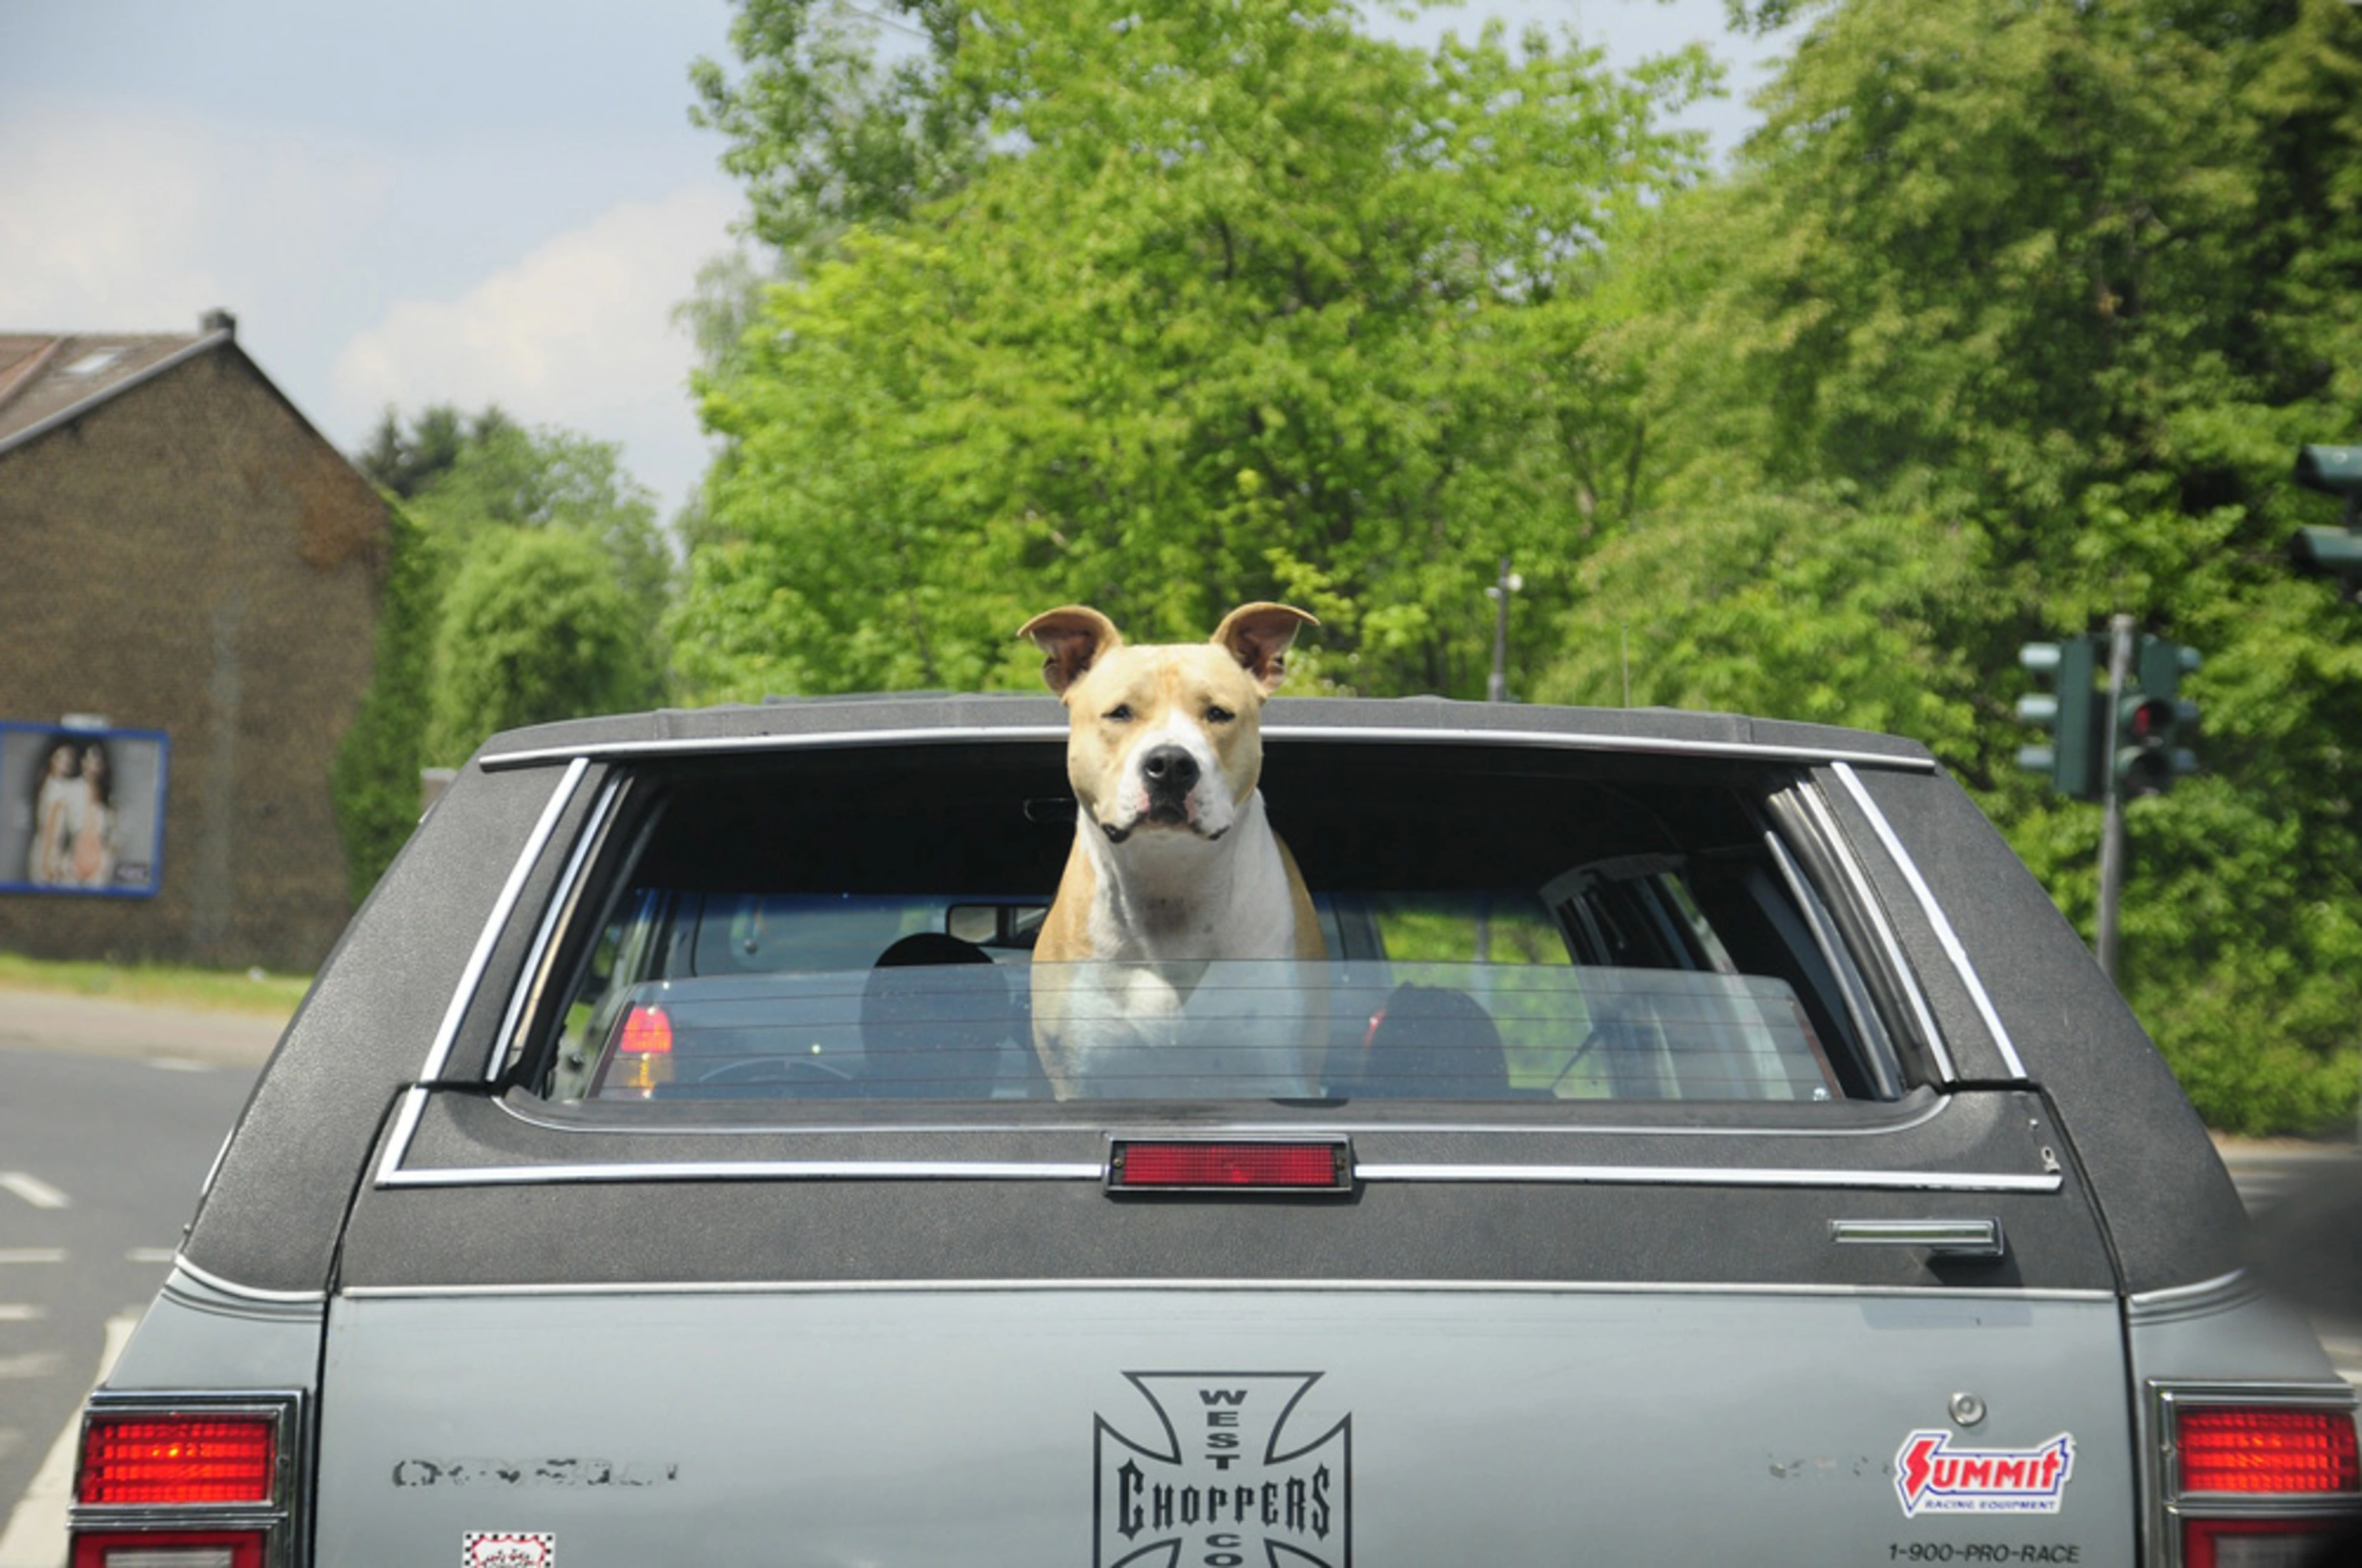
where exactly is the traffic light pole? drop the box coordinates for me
[2095,614,2135,983]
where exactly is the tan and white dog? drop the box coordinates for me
[1018,602,1325,1098]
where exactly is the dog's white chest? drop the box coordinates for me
[1049,957,1316,1098]
[1080,793,1298,963]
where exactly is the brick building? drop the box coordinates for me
[0,312,389,970]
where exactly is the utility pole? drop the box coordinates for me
[2094,614,2135,982]
[1485,558,1522,702]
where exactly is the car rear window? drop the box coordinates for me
[520,738,1911,1109]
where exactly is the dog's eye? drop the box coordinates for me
[1104,704,1134,723]
[1205,705,1235,725]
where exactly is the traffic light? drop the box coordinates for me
[2017,636,2103,801]
[2292,444,2362,595]
[2113,637,2201,799]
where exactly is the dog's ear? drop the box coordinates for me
[1212,603,1319,696]
[1019,606,1122,698]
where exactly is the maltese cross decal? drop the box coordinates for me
[1094,1372,1351,1568]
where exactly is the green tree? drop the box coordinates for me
[329,501,436,902]
[427,529,664,763]
[356,403,519,501]
[1551,0,2362,1130]
[675,0,1712,700]
[337,409,678,893]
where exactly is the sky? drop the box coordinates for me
[1,1,1784,524]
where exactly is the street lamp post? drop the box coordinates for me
[1485,558,1522,703]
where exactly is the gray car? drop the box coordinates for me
[67,696,2360,1567]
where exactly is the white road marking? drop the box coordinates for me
[0,1308,43,1324]
[144,1057,211,1074]
[0,1177,66,1212]
[0,1253,63,1266]
[0,1354,61,1381]
[0,1312,138,1568]
[122,1250,175,1266]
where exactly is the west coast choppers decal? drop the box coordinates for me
[1095,1372,1350,1568]
[1895,1430,2076,1518]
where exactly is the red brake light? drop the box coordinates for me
[1111,1140,1349,1192]
[78,1416,277,1506]
[617,1005,673,1054]
[2177,1405,2361,1495]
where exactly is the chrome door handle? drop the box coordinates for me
[1829,1218,2004,1258]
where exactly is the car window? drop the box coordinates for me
[524,741,1908,1108]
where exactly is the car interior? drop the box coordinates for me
[521,739,1908,1107]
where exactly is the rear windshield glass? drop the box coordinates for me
[526,739,1906,1108]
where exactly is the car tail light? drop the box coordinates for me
[2157,1386,2361,1567]
[609,1004,674,1096]
[72,1529,264,1568]
[70,1397,298,1568]
[79,1416,275,1506]
[1108,1138,1351,1193]
[2177,1406,2359,1496]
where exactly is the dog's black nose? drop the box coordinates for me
[1141,745,1200,795]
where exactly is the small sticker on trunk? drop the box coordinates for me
[1895,1431,2075,1517]
[464,1531,555,1568]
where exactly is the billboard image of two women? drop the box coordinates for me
[0,723,168,897]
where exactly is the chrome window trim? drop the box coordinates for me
[377,756,590,1189]
[1759,821,1906,1098]
[485,771,622,1083]
[1830,762,2028,1080]
[1354,1163,2059,1192]
[165,1254,327,1309]
[375,1154,2056,1194]
[1792,778,1958,1082]
[335,1276,2116,1303]
[2126,1268,2259,1324]
[478,721,1942,775]
[490,1087,1957,1140]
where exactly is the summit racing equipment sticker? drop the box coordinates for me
[1095,1372,1350,1568]
[1895,1430,2075,1518]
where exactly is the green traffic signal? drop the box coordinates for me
[2017,636,2102,801]
[2293,444,2362,593]
[2295,444,2362,500]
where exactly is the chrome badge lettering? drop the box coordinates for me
[1095,1372,1350,1567]
[1895,1430,2075,1518]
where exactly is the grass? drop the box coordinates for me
[0,951,310,1015]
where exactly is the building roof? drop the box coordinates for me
[0,310,240,457]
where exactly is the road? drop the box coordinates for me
[0,987,2351,1567]
[0,991,279,1568]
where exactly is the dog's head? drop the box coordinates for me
[1019,602,1315,845]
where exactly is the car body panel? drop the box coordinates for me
[82,696,2345,1567]
[314,1287,2135,1567]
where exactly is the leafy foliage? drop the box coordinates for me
[427,528,663,760]
[329,499,435,903]
[676,0,1711,700]
[335,410,676,896]
[1550,0,2362,1131]
[675,0,2362,1128]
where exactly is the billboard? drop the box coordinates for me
[0,723,169,897]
